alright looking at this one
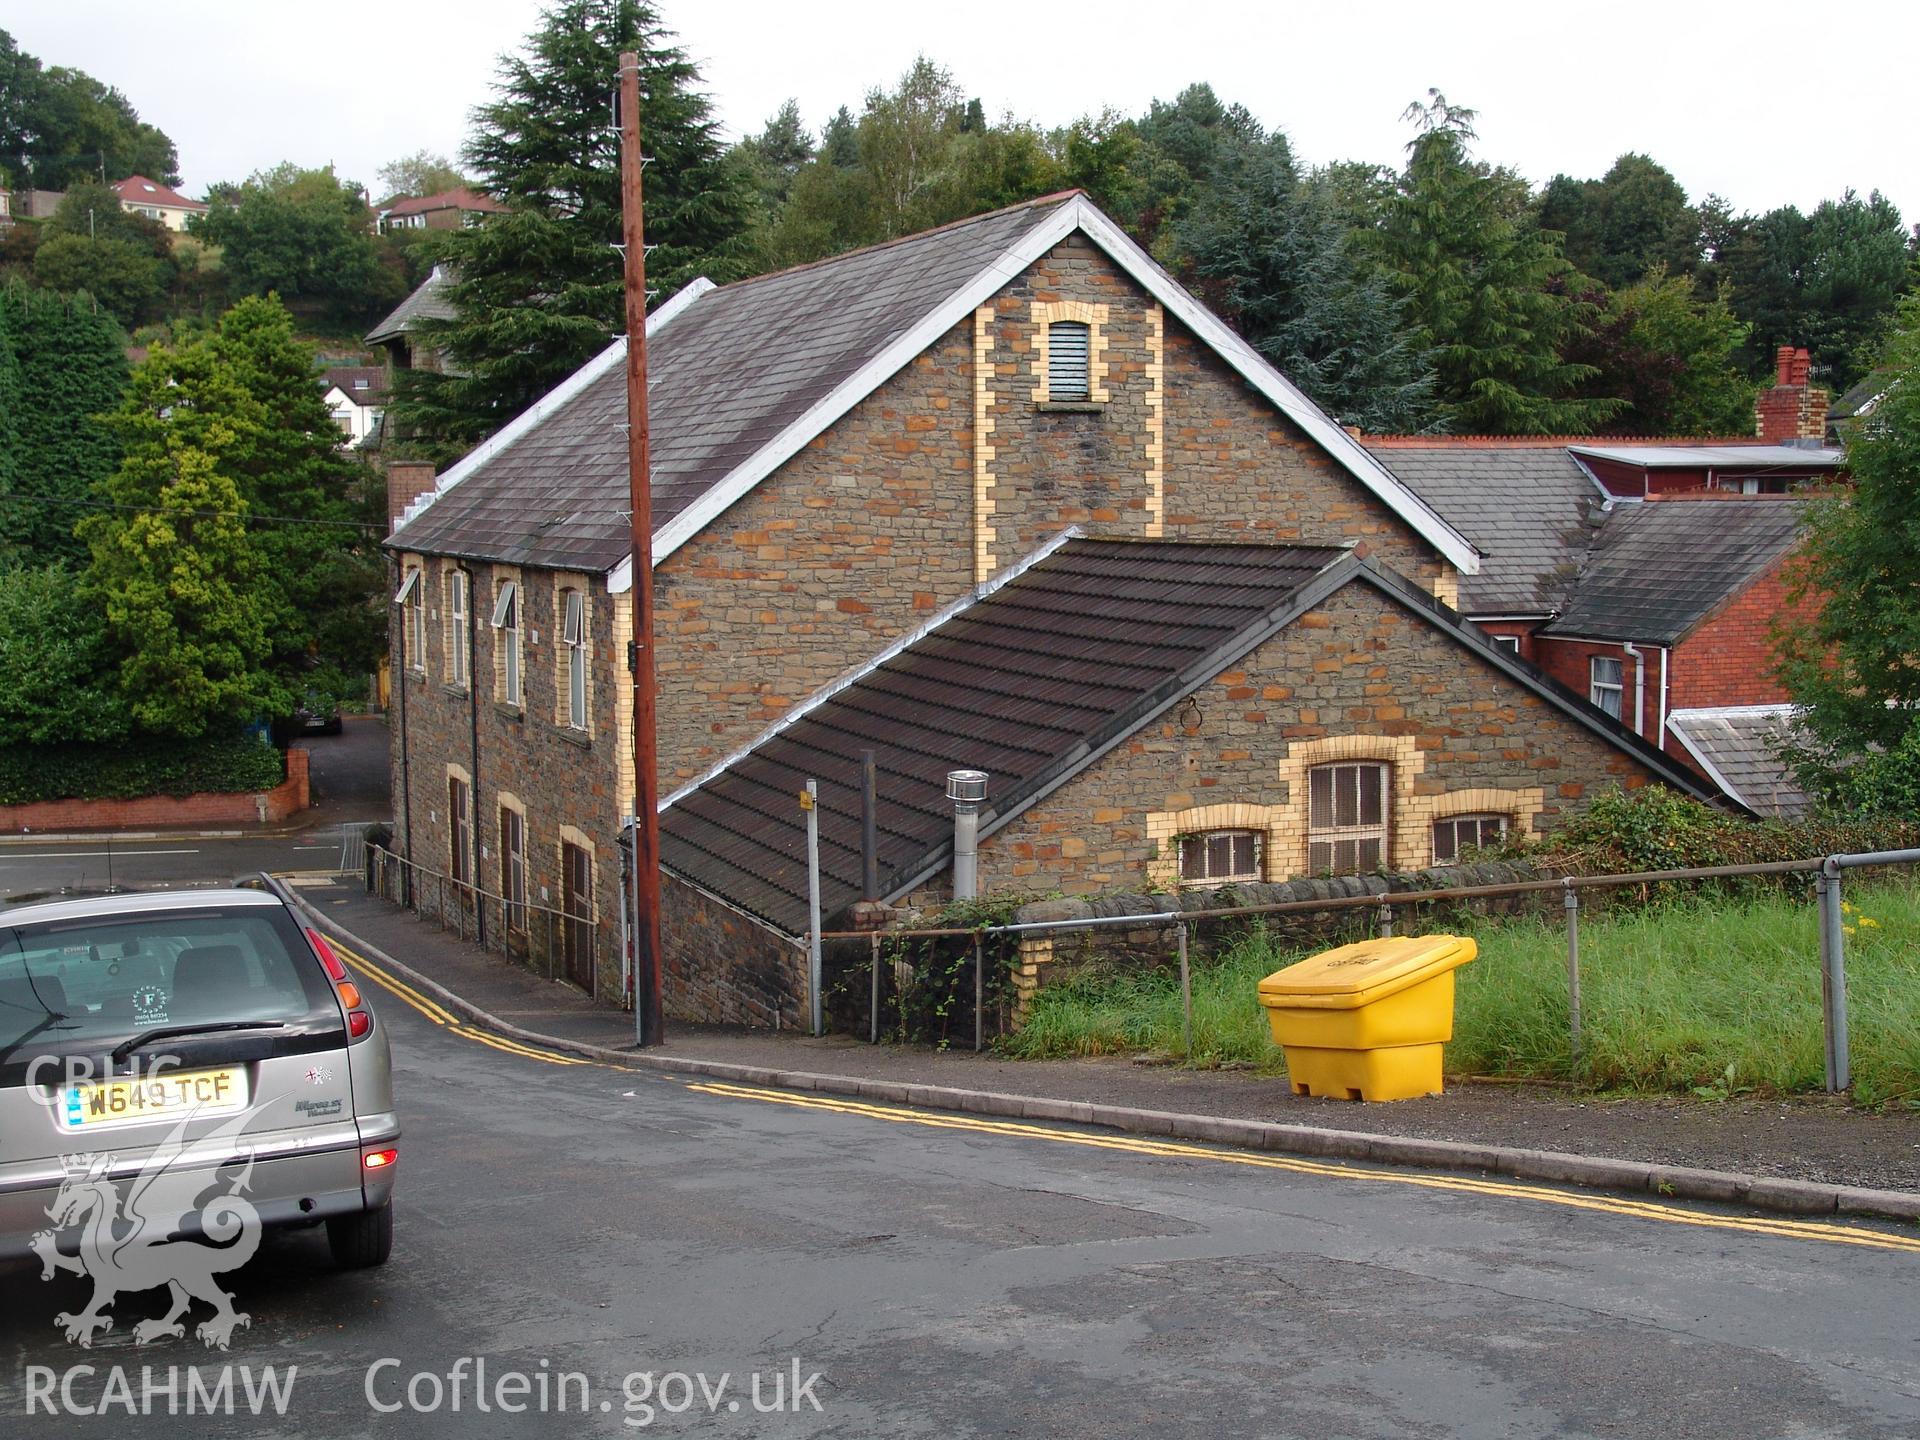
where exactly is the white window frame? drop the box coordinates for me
[500,805,527,933]
[445,567,470,690]
[562,589,587,731]
[1432,813,1509,866]
[1590,655,1624,719]
[491,580,521,708]
[1180,829,1262,887]
[1490,634,1521,655]
[397,565,426,673]
[1307,762,1390,875]
[448,775,472,885]
[1047,320,1091,401]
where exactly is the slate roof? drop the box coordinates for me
[1362,443,1600,615]
[323,366,388,404]
[387,197,1076,571]
[1666,706,1809,819]
[385,193,1478,579]
[1541,498,1808,646]
[365,267,458,345]
[660,539,1344,933]
[659,537,1717,935]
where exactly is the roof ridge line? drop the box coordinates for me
[695,190,1084,298]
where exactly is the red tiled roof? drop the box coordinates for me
[381,187,508,219]
[112,175,207,212]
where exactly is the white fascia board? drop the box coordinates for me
[618,195,1476,589]
[393,277,716,538]
[621,203,1086,593]
[1667,703,1797,722]
[657,526,1083,810]
[1663,719,1747,809]
[1065,200,1480,576]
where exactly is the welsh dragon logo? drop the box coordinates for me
[30,1108,263,1350]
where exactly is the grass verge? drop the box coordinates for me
[999,881,1920,1104]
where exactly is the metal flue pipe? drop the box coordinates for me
[947,770,989,901]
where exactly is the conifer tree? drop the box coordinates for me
[1374,93,1620,435]
[389,0,753,450]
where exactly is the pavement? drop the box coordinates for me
[286,875,1920,1224]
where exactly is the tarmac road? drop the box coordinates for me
[3,937,1917,1438]
[0,716,391,901]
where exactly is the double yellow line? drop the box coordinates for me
[327,934,590,1068]
[688,1080,1920,1256]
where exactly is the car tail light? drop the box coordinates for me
[363,1148,398,1170]
[308,928,373,1042]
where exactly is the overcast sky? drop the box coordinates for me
[10,0,1915,220]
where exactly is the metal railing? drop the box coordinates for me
[365,844,610,996]
[819,851,1919,1091]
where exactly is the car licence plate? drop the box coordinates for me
[60,1068,249,1131]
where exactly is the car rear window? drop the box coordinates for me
[0,907,335,1057]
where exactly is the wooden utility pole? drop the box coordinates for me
[620,50,665,1046]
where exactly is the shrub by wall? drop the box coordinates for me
[0,736,286,806]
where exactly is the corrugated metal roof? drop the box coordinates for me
[1541,499,1808,646]
[1362,443,1600,615]
[1666,706,1809,818]
[1568,444,1845,468]
[388,196,1076,572]
[659,539,1343,934]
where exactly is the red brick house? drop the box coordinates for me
[381,192,1712,1019]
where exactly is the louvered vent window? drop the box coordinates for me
[1048,321,1090,401]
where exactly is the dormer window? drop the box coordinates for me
[1047,321,1091,401]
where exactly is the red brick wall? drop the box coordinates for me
[1668,558,1812,712]
[0,749,308,833]
[1531,637,1646,735]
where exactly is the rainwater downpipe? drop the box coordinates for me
[1656,646,1670,752]
[1622,641,1646,740]
[947,770,989,901]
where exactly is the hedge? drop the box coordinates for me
[0,736,287,807]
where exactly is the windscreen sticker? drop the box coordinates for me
[131,984,170,1027]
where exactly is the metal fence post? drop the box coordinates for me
[1377,900,1394,937]
[1178,921,1193,1062]
[1818,864,1850,1093]
[1563,880,1581,1073]
[870,933,881,1045]
[974,933,984,1053]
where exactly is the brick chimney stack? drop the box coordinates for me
[1754,345,1830,444]
[384,459,438,533]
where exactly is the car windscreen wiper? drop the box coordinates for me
[0,1011,76,1067]
[110,1020,288,1063]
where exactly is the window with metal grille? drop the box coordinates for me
[500,806,527,933]
[1590,656,1624,719]
[492,580,521,707]
[1308,762,1389,875]
[1048,321,1090,401]
[1180,829,1262,886]
[1432,813,1508,865]
[445,568,469,689]
[562,589,587,730]
[448,776,472,884]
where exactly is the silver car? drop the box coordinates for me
[0,882,399,1286]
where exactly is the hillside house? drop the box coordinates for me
[112,175,208,231]
[382,192,1710,1018]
